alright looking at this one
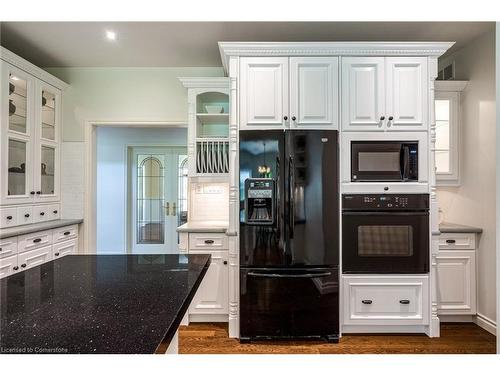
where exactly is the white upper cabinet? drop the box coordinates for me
[341,57,385,131]
[240,57,289,129]
[342,56,428,132]
[385,57,428,130]
[289,57,339,129]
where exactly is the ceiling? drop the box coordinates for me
[0,22,494,67]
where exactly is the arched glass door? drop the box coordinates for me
[130,147,187,254]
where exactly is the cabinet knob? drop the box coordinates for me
[6,216,13,220]
[445,239,456,244]
[30,191,35,195]
[223,260,228,265]
[0,248,2,251]
[64,231,71,236]
[291,116,296,121]
[53,210,58,214]
[25,213,30,218]
[380,116,385,121]
[40,212,45,216]
[36,191,42,195]
[13,266,19,271]
[283,116,288,121]
[399,299,410,305]
[21,263,27,268]
[33,238,42,243]
[384,186,389,191]
[204,239,214,244]
[362,300,372,305]
[55,252,60,257]
[388,116,394,121]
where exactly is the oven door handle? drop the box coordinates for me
[342,211,428,216]
[248,271,332,279]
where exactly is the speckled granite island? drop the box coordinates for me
[0,254,210,354]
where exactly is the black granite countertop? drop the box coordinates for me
[0,254,210,354]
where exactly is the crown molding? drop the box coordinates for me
[218,41,455,73]
[178,77,229,88]
[0,46,69,90]
[435,80,468,92]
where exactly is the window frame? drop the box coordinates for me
[434,80,468,186]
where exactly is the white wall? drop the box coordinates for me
[496,22,500,349]
[96,127,187,254]
[437,29,497,326]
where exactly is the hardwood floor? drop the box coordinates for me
[179,323,496,354]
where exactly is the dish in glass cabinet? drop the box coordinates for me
[205,105,224,114]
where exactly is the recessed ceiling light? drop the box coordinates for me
[105,30,117,41]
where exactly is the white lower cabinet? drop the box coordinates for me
[342,275,429,329]
[436,232,477,316]
[18,245,52,271]
[0,224,79,279]
[0,254,18,278]
[52,238,78,259]
[189,250,229,320]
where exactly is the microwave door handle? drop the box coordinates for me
[401,145,410,180]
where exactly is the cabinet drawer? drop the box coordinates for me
[46,204,61,221]
[189,233,228,250]
[53,225,78,243]
[0,254,19,278]
[18,230,53,253]
[18,245,53,271]
[0,237,18,259]
[0,207,17,228]
[343,276,429,325]
[17,206,33,225]
[53,239,78,258]
[33,205,51,222]
[439,233,476,250]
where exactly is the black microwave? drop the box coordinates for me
[351,141,418,182]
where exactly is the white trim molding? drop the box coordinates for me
[474,313,497,336]
[435,80,468,92]
[218,42,455,73]
[179,77,229,88]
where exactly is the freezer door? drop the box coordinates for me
[239,130,286,267]
[285,130,339,267]
[240,267,339,340]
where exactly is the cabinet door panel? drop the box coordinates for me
[17,245,53,271]
[240,57,288,129]
[341,57,385,131]
[189,251,228,315]
[290,57,339,129]
[53,239,78,259]
[386,57,428,130]
[0,254,19,278]
[436,250,476,315]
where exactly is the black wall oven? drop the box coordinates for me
[351,141,418,182]
[342,194,429,274]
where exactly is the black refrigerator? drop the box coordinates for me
[239,129,339,342]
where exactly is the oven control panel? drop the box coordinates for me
[342,194,429,210]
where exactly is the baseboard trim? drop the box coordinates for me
[342,325,427,334]
[474,313,497,335]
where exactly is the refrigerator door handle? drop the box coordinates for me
[247,271,332,279]
[288,155,295,239]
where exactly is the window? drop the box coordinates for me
[434,81,467,186]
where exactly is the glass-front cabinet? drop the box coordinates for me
[1,60,61,206]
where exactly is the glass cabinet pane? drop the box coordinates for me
[41,90,56,140]
[434,99,451,174]
[8,139,27,196]
[40,145,55,195]
[8,74,28,133]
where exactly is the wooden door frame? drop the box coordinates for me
[83,121,186,254]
